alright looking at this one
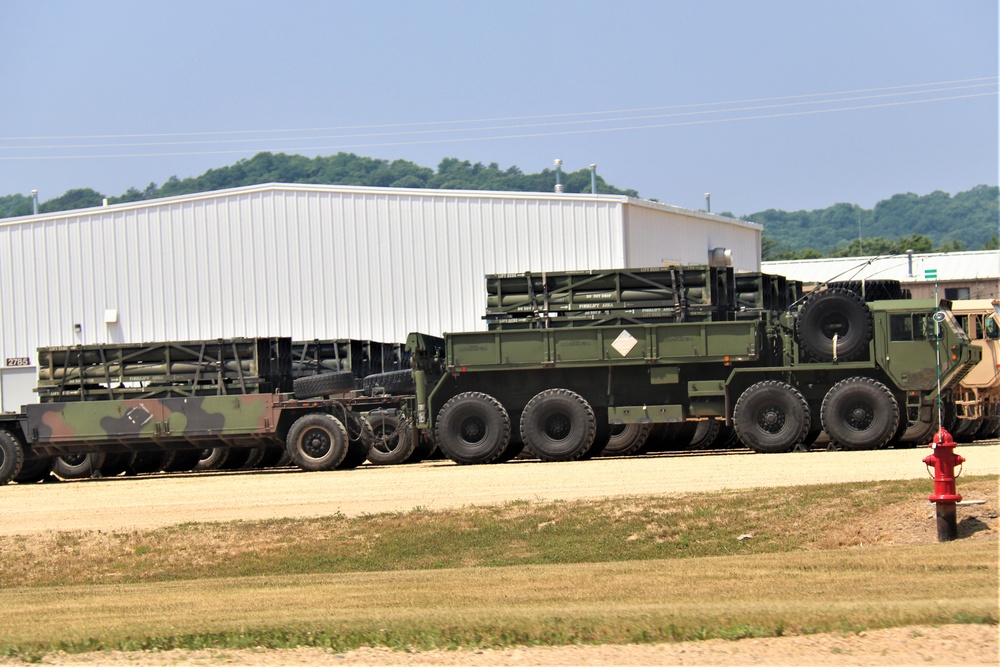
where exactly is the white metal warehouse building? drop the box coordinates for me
[0,183,762,410]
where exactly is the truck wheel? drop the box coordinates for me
[218,447,264,469]
[162,449,202,472]
[286,413,349,471]
[14,454,53,484]
[599,422,651,457]
[367,410,417,465]
[98,452,134,477]
[821,377,899,451]
[1,430,26,485]
[734,381,810,453]
[686,418,722,450]
[293,371,356,399]
[130,451,172,474]
[952,417,982,443]
[520,388,597,462]
[195,447,229,470]
[796,288,873,362]
[255,446,289,469]
[435,392,511,465]
[53,453,106,479]
[339,412,373,469]
[362,370,415,396]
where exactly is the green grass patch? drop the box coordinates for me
[0,476,995,659]
[2,476,994,588]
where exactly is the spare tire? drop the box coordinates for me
[796,287,873,362]
[362,370,415,396]
[293,371,356,399]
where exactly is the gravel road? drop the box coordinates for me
[4,442,998,535]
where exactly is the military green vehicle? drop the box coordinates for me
[407,267,979,464]
[0,266,981,485]
[0,336,408,485]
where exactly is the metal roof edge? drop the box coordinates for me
[624,197,763,230]
[0,183,638,226]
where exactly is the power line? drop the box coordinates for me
[0,91,994,161]
[2,82,995,151]
[0,76,995,143]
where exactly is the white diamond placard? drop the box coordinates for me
[611,330,638,357]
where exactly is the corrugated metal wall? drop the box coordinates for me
[623,202,761,271]
[0,185,624,353]
[0,184,760,409]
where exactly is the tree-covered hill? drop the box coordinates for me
[744,184,998,258]
[0,151,995,257]
[0,152,636,220]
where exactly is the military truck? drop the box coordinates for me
[947,299,1000,442]
[407,267,979,464]
[0,266,980,485]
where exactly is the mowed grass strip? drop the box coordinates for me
[0,476,995,657]
[0,543,995,654]
[1,476,996,588]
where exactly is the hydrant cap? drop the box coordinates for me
[931,428,955,448]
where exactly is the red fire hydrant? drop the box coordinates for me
[923,428,965,542]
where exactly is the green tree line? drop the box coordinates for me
[743,185,999,259]
[0,152,995,257]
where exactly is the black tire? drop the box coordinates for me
[435,392,511,465]
[255,446,289,469]
[599,422,651,457]
[0,430,24,486]
[130,451,172,474]
[53,453,106,479]
[339,413,373,470]
[286,413,349,471]
[162,449,202,472]
[734,381,810,453]
[655,422,697,451]
[219,447,255,470]
[495,438,526,463]
[519,388,597,462]
[796,287,873,362]
[98,452,134,477]
[195,447,229,470]
[362,370,416,396]
[13,454,50,484]
[715,424,744,449]
[821,377,899,451]
[686,418,722,450]
[293,371,356,399]
[952,417,982,443]
[367,410,417,465]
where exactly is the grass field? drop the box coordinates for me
[1,476,996,659]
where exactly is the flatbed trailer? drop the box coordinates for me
[0,391,408,484]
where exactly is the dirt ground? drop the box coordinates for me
[4,442,999,535]
[4,443,998,666]
[8,625,998,666]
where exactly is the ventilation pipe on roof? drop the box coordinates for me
[31,190,38,215]
[554,159,563,193]
[590,164,597,194]
[907,249,914,277]
[705,193,711,213]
